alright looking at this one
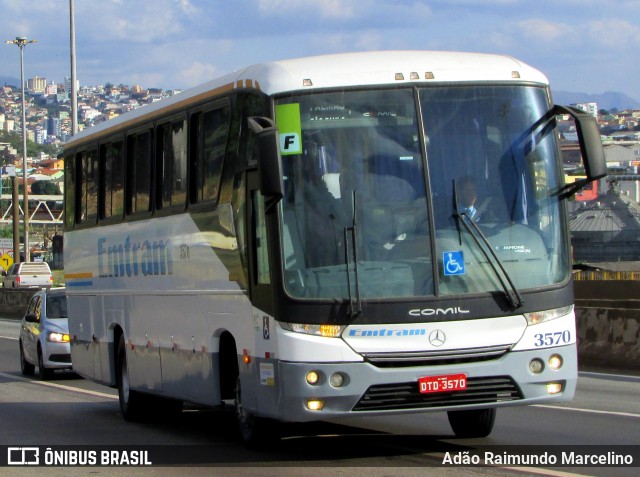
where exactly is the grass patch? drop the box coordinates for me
[53,269,65,286]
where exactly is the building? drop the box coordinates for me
[45,82,57,96]
[27,76,47,94]
[570,184,640,263]
[572,102,599,118]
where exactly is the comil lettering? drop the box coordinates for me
[409,307,470,317]
[98,236,173,278]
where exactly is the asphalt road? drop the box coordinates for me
[1,318,639,477]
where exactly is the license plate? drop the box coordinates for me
[418,374,467,394]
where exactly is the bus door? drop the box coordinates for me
[246,170,275,317]
[246,168,280,394]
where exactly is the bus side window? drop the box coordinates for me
[100,140,124,220]
[157,119,188,210]
[64,153,76,229]
[190,104,230,204]
[126,131,152,215]
[78,148,98,225]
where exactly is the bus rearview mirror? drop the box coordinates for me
[553,105,606,182]
[248,116,284,203]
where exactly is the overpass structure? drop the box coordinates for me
[0,194,63,225]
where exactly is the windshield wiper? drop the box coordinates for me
[344,190,363,317]
[453,180,524,309]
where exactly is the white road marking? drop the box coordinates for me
[533,404,640,418]
[0,370,117,400]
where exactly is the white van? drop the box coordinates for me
[2,262,54,288]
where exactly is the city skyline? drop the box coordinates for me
[0,0,639,102]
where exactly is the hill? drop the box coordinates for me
[552,90,640,111]
[0,76,19,88]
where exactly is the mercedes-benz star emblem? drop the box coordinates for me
[429,329,446,347]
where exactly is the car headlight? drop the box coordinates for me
[47,332,70,343]
[280,323,345,337]
[524,305,573,325]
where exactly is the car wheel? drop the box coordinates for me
[19,340,35,376]
[38,346,54,380]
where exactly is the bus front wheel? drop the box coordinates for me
[447,408,496,438]
[235,378,280,448]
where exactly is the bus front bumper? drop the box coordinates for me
[253,344,577,422]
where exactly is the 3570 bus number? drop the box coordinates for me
[418,374,467,394]
[533,330,571,347]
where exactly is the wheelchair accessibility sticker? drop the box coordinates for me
[443,251,465,276]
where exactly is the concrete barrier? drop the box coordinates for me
[0,288,39,319]
[574,280,640,372]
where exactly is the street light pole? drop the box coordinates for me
[5,36,37,263]
[70,0,78,135]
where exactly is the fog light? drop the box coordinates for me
[306,400,325,410]
[548,354,563,370]
[329,372,344,388]
[529,358,544,374]
[546,382,563,394]
[306,371,320,385]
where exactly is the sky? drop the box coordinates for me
[0,0,639,101]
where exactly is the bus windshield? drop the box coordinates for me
[276,85,568,301]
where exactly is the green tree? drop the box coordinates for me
[31,180,61,195]
[0,130,59,158]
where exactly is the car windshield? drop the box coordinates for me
[46,294,67,318]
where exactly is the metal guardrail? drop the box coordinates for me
[574,270,640,280]
[0,193,63,225]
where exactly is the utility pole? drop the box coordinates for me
[6,166,20,261]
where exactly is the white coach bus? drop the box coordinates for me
[63,51,605,445]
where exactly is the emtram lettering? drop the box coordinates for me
[348,328,427,337]
[98,236,173,278]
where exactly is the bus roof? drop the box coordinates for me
[249,50,548,93]
[65,50,548,149]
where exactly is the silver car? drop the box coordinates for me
[19,287,72,379]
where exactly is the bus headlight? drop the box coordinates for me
[529,358,544,374]
[546,382,563,394]
[548,354,563,370]
[281,323,345,337]
[329,372,345,388]
[306,400,325,410]
[525,305,573,325]
[306,371,320,385]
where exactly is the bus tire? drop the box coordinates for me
[235,377,280,448]
[116,334,148,421]
[447,408,496,438]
